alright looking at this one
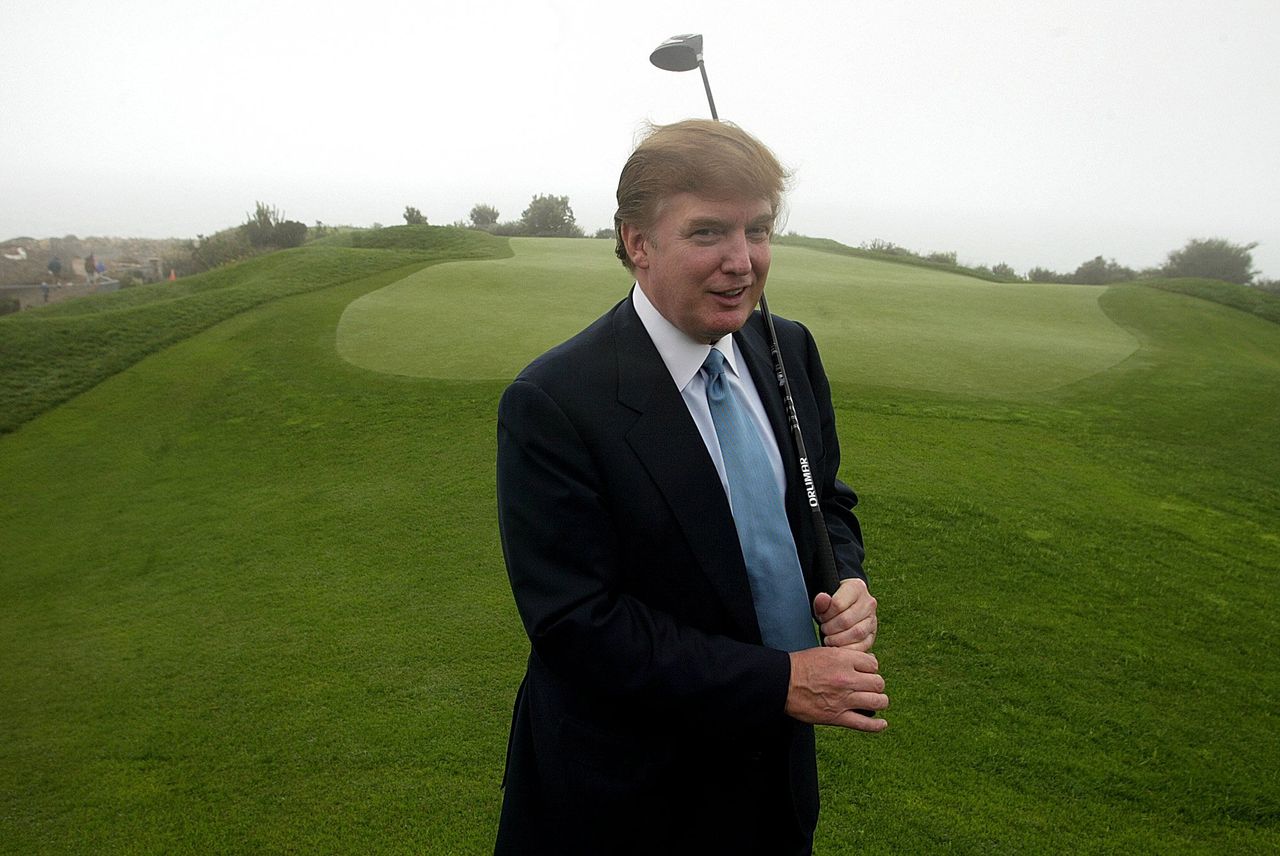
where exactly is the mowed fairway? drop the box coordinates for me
[2,232,1277,853]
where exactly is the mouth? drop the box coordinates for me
[711,284,751,300]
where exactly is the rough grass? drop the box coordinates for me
[1143,276,1280,325]
[1,236,1277,853]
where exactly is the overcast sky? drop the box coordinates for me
[4,0,1277,278]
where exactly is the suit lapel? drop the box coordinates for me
[612,298,764,641]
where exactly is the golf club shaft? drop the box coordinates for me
[662,34,867,713]
[682,47,841,596]
[758,293,843,596]
[698,62,719,121]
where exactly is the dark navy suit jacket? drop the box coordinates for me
[495,293,864,855]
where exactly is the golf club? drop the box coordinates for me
[649,33,843,599]
[649,34,719,121]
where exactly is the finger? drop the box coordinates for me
[847,672,887,696]
[822,615,877,649]
[831,577,868,612]
[819,583,876,631]
[848,650,880,674]
[831,705,889,733]
[815,580,857,623]
[823,630,876,652]
[819,602,872,637]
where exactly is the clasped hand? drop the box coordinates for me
[785,578,888,732]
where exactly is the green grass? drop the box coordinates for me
[775,233,1017,282]
[0,225,509,433]
[1,235,1277,853]
[1143,277,1280,326]
[336,238,632,379]
[337,239,1137,398]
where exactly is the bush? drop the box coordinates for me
[1073,256,1135,285]
[469,204,499,228]
[191,228,253,272]
[1163,238,1257,284]
[275,220,308,248]
[241,202,308,250]
[490,221,526,237]
[519,194,583,238]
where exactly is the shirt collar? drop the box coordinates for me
[631,284,740,391]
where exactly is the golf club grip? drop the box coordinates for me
[808,504,842,595]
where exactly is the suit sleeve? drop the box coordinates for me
[496,378,792,736]
[799,323,867,584]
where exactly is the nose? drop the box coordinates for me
[721,230,751,276]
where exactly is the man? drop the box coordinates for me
[495,120,887,855]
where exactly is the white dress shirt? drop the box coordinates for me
[631,284,789,511]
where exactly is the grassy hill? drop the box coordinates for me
[0,226,510,433]
[1,233,1276,853]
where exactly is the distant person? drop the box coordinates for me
[84,253,97,284]
[495,119,887,856]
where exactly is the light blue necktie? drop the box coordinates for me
[702,347,816,652]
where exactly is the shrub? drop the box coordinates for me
[1163,237,1257,284]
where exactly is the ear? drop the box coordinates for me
[620,222,650,270]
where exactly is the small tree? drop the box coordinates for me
[1163,238,1257,284]
[403,206,427,225]
[520,194,583,237]
[469,203,499,228]
[1028,266,1070,283]
[243,201,282,248]
[1072,255,1135,285]
[991,262,1021,281]
[239,201,306,249]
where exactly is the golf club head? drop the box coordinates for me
[650,33,703,72]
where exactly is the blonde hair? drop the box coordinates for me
[613,119,790,270]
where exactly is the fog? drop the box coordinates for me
[4,0,1277,278]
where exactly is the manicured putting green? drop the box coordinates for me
[336,238,1137,396]
[336,238,632,380]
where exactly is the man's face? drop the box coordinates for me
[625,193,774,344]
